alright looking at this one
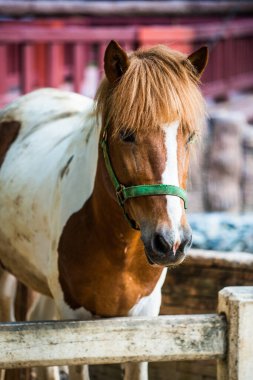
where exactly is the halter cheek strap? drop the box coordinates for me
[100,124,188,230]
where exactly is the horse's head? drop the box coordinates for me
[96,41,208,267]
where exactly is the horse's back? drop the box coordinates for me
[0,89,100,294]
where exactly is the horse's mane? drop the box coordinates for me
[95,44,205,137]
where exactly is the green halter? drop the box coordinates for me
[100,123,188,230]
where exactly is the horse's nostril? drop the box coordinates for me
[153,233,170,254]
[180,233,192,251]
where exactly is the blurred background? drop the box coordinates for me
[1,0,253,254]
[1,2,253,380]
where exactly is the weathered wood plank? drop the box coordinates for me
[0,315,226,369]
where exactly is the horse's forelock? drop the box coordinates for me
[95,44,206,138]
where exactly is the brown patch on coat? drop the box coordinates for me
[58,151,163,317]
[0,121,21,168]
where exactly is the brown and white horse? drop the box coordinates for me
[0,41,208,380]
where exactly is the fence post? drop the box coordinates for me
[0,45,8,105]
[73,43,85,93]
[217,287,253,380]
[21,44,34,94]
[47,43,63,88]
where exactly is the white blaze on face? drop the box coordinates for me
[162,121,182,241]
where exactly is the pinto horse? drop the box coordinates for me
[0,41,208,380]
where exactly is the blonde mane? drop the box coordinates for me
[95,44,206,136]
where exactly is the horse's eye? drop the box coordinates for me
[186,132,196,145]
[120,130,136,143]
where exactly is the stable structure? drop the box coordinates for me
[0,17,253,107]
[0,287,253,380]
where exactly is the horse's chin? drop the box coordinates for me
[144,248,186,268]
[146,253,155,265]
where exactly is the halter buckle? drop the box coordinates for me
[116,185,125,205]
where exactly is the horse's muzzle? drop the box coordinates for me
[142,227,192,267]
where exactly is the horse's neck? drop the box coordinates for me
[58,149,163,316]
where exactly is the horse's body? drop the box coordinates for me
[0,90,101,312]
[0,41,208,380]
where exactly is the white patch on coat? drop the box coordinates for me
[162,121,182,242]
[128,268,167,317]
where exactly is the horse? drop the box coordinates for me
[0,40,208,380]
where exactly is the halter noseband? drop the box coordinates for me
[100,123,188,230]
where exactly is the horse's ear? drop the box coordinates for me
[187,46,209,77]
[104,40,129,83]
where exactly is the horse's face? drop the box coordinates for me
[107,119,192,267]
[101,41,208,267]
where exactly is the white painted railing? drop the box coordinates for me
[0,287,253,380]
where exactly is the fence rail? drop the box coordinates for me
[0,287,253,380]
[0,24,136,106]
[0,314,225,368]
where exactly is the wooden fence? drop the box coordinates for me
[0,18,253,107]
[0,287,253,380]
[138,19,253,98]
[0,23,136,106]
